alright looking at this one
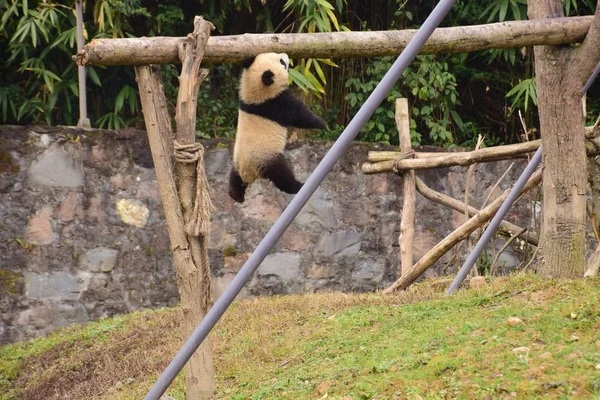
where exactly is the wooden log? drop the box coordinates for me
[73,16,593,66]
[397,99,415,276]
[363,140,541,174]
[368,150,471,162]
[173,17,216,399]
[363,131,600,174]
[383,169,542,294]
[415,177,538,245]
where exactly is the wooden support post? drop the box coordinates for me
[173,16,216,399]
[396,99,415,276]
[383,169,542,294]
[135,64,216,398]
[134,17,216,400]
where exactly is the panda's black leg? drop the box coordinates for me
[228,168,248,203]
[260,154,303,194]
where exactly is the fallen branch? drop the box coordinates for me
[415,177,538,246]
[383,169,542,294]
[73,17,593,66]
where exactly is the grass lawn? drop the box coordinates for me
[1,274,600,399]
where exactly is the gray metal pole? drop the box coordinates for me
[582,60,600,94]
[144,1,458,398]
[75,0,90,128]
[446,58,600,296]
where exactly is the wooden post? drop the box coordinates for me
[396,99,415,276]
[173,16,216,399]
[135,64,216,398]
[133,16,217,399]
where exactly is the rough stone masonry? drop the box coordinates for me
[0,125,537,343]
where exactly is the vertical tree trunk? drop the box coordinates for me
[529,0,600,277]
[174,17,216,400]
[135,64,215,398]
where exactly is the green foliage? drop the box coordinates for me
[506,78,538,113]
[480,0,526,22]
[345,56,469,147]
[0,0,598,148]
[282,0,346,96]
[195,64,239,138]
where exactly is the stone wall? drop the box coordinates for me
[0,125,537,343]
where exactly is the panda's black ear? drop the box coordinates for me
[241,56,256,69]
[262,70,275,86]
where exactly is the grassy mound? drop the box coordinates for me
[2,274,600,399]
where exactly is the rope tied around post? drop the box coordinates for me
[392,149,416,173]
[173,140,214,237]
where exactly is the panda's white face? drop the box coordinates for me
[239,53,290,105]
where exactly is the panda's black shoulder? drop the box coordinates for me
[239,89,299,126]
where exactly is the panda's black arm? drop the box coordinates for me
[240,89,326,130]
[279,90,327,130]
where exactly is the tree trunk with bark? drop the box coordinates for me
[529,1,600,277]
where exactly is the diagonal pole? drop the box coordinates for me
[445,59,600,295]
[144,1,459,398]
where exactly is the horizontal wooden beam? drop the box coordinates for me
[73,16,593,66]
[362,126,599,174]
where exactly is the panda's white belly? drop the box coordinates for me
[233,111,288,184]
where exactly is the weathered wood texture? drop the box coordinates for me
[73,16,594,66]
[383,170,542,293]
[529,1,600,278]
[135,64,217,399]
[414,177,538,246]
[396,99,415,276]
[173,17,216,399]
[362,131,600,174]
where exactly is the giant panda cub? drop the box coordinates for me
[228,52,326,203]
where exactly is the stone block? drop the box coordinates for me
[115,198,149,227]
[57,192,84,222]
[297,189,337,228]
[25,205,55,245]
[80,247,119,272]
[316,229,363,257]
[50,301,89,328]
[250,252,303,295]
[25,272,80,300]
[241,193,285,223]
[29,148,84,187]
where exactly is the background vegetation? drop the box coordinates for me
[0,0,598,147]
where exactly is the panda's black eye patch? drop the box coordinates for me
[280,59,286,68]
[262,70,275,86]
